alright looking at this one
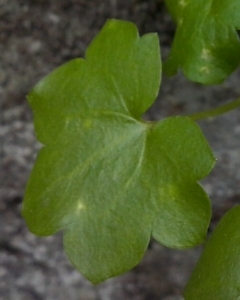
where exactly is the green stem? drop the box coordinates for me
[189,98,240,121]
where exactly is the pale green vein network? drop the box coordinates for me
[109,75,131,115]
[34,116,147,204]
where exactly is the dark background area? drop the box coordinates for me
[1,1,240,299]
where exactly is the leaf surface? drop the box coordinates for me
[23,19,215,283]
[184,205,240,300]
[164,0,240,84]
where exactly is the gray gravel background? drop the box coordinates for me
[1,1,240,299]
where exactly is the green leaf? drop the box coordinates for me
[184,205,240,300]
[22,19,215,283]
[164,0,240,84]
